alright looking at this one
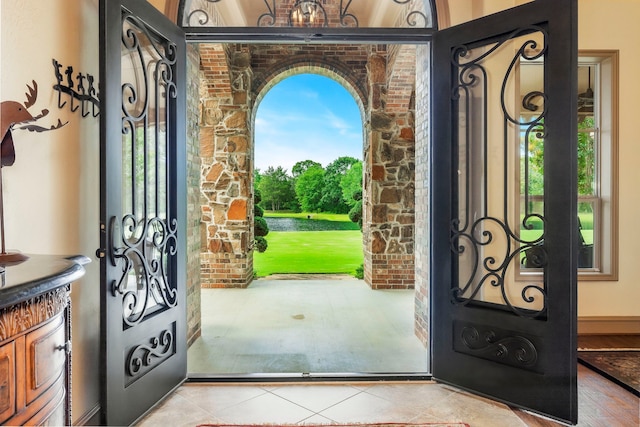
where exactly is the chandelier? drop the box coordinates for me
[289,0,328,27]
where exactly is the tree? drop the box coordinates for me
[340,160,363,208]
[320,156,359,213]
[295,165,325,212]
[524,118,595,197]
[292,160,322,178]
[254,168,262,189]
[577,116,596,196]
[258,166,296,211]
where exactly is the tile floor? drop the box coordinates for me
[134,380,528,426]
[134,363,640,427]
[138,279,638,427]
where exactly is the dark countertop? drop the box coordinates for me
[0,254,90,310]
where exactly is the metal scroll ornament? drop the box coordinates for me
[126,329,174,377]
[186,0,428,28]
[450,27,549,318]
[460,326,539,370]
[111,216,179,327]
[110,12,179,327]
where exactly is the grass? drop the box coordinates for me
[253,230,363,277]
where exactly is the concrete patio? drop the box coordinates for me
[188,276,428,375]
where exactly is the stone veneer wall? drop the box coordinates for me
[200,44,254,288]
[414,43,431,347]
[187,44,202,345]
[363,46,416,290]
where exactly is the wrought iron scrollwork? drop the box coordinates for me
[186,0,222,26]
[126,329,174,377]
[459,326,539,369]
[338,0,358,27]
[450,26,549,318]
[111,12,179,327]
[393,0,428,27]
[258,0,277,27]
[182,0,430,28]
[111,216,179,327]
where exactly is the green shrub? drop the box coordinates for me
[254,236,268,253]
[354,263,364,279]
[254,204,264,218]
[255,216,269,237]
[348,203,362,229]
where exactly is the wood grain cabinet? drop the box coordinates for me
[0,255,88,426]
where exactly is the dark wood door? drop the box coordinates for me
[431,0,578,424]
[99,0,187,425]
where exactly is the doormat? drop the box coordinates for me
[578,351,640,397]
[197,424,470,427]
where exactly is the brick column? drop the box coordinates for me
[363,47,416,290]
[200,45,254,288]
[186,44,202,346]
[414,44,431,346]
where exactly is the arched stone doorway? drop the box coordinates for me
[171,0,436,351]
[198,45,419,282]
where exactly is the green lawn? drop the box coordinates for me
[253,230,363,277]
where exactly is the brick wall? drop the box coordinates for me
[199,44,254,289]
[187,44,202,346]
[250,43,369,104]
[414,43,431,347]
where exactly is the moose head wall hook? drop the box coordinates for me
[0,80,68,264]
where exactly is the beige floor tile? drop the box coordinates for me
[361,382,455,408]
[317,388,424,423]
[134,391,220,427]
[269,384,363,412]
[212,391,316,424]
[176,383,271,413]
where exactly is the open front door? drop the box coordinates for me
[99,0,187,424]
[432,0,578,424]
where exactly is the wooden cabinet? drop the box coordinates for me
[0,255,87,426]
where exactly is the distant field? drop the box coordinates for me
[253,230,363,277]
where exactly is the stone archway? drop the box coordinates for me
[197,42,417,293]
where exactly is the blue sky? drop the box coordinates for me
[254,74,363,173]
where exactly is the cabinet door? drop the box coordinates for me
[0,341,16,423]
[25,314,66,405]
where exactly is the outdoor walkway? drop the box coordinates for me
[188,276,428,375]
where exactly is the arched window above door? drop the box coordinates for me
[179,0,436,29]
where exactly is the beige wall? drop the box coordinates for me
[0,0,101,421]
[577,0,640,318]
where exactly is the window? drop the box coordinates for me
[518,51,618,280]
